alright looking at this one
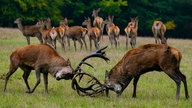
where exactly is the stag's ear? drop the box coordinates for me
[97,8,101,12]
[105,70,109,80]
[67,59,71,66]
[135,16,138,20]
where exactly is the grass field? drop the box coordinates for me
[0,27,191,108]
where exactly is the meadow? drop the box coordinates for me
[0,28,191,108]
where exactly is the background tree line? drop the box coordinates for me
[0,0,191,38]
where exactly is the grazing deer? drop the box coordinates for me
[14,18,43,45]
[4,44,74,93]
[92,8,104,38]
[104,44,189,100]
[152,21,167,44]
[124,17,139,49]
[64,18,87,51]
[104,16,120,48]
[82,17,101,51]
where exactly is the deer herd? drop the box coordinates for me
[14,8,167,51]
[4,8,189,100]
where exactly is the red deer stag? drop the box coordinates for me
[14,18,43,45]
[152,21,167,44]
[92,8,104,38]
[64,18,88,51]
[4,45,109,94]
[104,16,120,48]
[4,44,74,93]
[104,44,189,100]
[124,17,138,49]
[82,17,101,51]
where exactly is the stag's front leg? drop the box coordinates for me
[22,70,32,93]
[37,33,43,44]
[132,75,140,98]
[26,36,30,45]
[43,73,48,94]
[126,35,128,49]
[89,38,92,51]
[109,36,113,47]
[53,39,57,49]
[67,37,71,50]
[94,39,99,50]
[29,70,41,93]
[77,38,83,50]
[73,40,77,51]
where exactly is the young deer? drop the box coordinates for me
[92,8,104,38]
[14,18,43,45]
[152,21,167,44]
[104,16,120,48]
[82,17,101,51]
[124,17,139,49]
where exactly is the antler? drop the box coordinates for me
[72,72,106,97]
[71,46,109,97]
[73,46,109,73]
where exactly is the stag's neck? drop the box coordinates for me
[16,22,24,32]
[86,23,92,30]
[135,21,138,30]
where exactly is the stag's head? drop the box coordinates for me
[14,18,22,24]
[55,59,75,80]
[92,8,101,18]
[104,70,124,96]
[82,17,91,26]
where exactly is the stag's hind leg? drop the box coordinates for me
[165,70,182,100]
[4,64,18,92]
[177,71,189,99]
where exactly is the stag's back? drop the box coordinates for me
[112,44,181,76]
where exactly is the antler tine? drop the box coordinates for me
[74,46,109,73]
[71,72,105,97]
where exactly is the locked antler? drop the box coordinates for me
[71,46,109,96]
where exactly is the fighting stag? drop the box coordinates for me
[71,46,109,97]
[104,44,189,100]
[4,44,74,94]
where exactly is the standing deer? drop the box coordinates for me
[14,18,43,45]
[64,18,87,51]
[37,18,65,50]
[104,16,120,48]
[82,17,101,51]
[152,21,167,44]
[104,44,189,100]
[4,44,74,94]
[124,17,139,49]
[92,8,104,38]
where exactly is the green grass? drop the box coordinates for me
[0,28,192,108]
